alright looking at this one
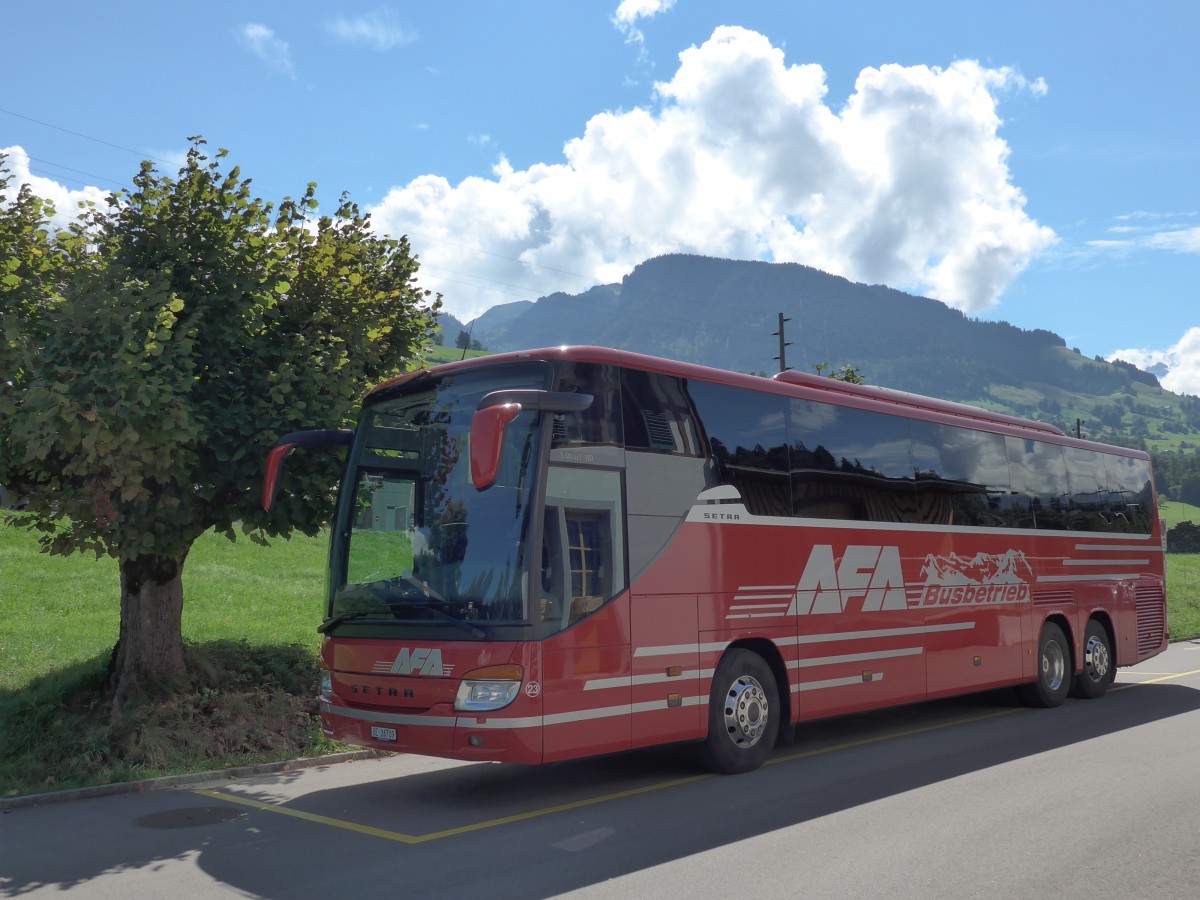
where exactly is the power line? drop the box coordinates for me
[0,106,170,165]
[25,156,128,189]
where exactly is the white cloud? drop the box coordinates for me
[238,23,296,79]
[326,8,415,51]
[1110,328,1200,397]
[1147,228,1200,253]
[371,27,1055,324]
[1086,212,1200,256]
[0,146,109,228]
[612,0,677,44]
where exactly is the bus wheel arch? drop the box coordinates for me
[1020,618,1073,708]
[699,645,782,774]
[1072,616,1115,699]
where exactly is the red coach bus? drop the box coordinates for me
[264,347,1168,773]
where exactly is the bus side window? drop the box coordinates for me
[689,381,790,517]
[551,362,623,448]
[788,400,918,524]
[925,424,1011,527]
[1006,437,1070,530]
[1103,454,1154,534]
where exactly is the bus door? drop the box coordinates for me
[538,460,633,762]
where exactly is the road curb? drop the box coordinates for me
[0,750,386,812]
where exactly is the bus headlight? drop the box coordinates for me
[454,664,524,711]
[319,661,333,703]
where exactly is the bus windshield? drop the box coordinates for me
[330,363,550,634]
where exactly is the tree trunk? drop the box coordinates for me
[108,552,189,710]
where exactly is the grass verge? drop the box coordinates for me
[0,639,342,796]
[1,522,339,798]
[1167,553,1200,640]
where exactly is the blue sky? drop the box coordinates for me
[4,1,1199,393]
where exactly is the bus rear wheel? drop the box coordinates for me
[1020,622,1071,708]
[1072,619,1114,699]
[699,649,779,774]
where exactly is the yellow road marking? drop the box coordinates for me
[1113,667,1200,689]
[196,666,1200,843]
[195,772,713,844]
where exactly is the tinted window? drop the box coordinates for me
[1104,454,1154,533]
[913,422,1012,527]
[621,369,703,455]
[1006,437,1070,530]
[690,381,791,516]
[789,401,919,522]
[1064,445,1110,531]
[552,362,623,448]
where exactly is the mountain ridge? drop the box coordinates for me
[436,253,1200,455]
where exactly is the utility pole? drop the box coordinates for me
[773,312,792,373]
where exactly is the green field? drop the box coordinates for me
[1160,499,1200,531]
[1,523,328,690]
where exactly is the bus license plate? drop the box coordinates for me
[370,725,397,742]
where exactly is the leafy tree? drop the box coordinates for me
[455,329,471,349]
[1181,473,1200,507]
[1,140,440,707]
[812,362,865,384]
[0,156,94,493]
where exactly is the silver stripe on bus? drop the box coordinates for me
[320,702,457,728]
[792,675,885,693]
[634,640,732,658]
[633,622,975,660]
[583,669,711,691]
[1061,558,1150,566]
[1074,543,1162,552]
[326,699,712,731]
[685,506,1160,541]
[789,647,922,669]
[780,622,975,645]
[469,698,709,729]
[1037,573,1142,582]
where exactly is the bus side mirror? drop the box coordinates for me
[470,389,594,491]
[263,429,354,512]
[470,404,521,491]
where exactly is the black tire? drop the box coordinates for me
[1019,622,1071,708]
[1072,618,1114,699]
[698,649,779,774]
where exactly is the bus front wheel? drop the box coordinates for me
[699,649,779,774]
[1072,619,1114,699]
[1020,622,1071,708]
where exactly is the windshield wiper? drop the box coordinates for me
[318,610,383,634]
[318,597,487,639]
[383,599,488,639]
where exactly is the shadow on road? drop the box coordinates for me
[3,680,1199,898]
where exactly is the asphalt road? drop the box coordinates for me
[3,641,1200,899]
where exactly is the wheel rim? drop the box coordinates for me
[723,674,769,748]
[1042,639,1066,692]
[1083,634,1111,684]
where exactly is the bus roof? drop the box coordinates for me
[370,346,1155,452]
